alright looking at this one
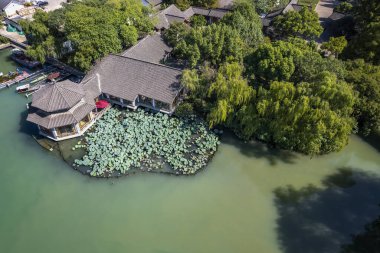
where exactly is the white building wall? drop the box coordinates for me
[4,2,24,17]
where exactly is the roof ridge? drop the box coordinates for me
[109,54,182,72]
[123,35,151,54]
[56,84,73,110]
[45,84,57,112]
[164,13,186,18]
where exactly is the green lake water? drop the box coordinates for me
[0,47,19,73]
[1,51,380,253]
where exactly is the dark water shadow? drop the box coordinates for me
[274,168,380,253]
[341,213,380,253]
[358,131,380,153]
[19,109,38,136]
[221,131,298,165]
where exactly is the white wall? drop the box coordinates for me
[4,2,24,17]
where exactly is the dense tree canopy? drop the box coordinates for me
[341,214,380,253]
[221,2,264,47]
[272,7,323,40]
[181,61,253,127]
[344,60,380,135]
[235,72,356,155]
[172,23,246,67]
[162,22,191,47]
[344,0,380,65]
[321,36,348,57]
[245,40,305,83]
[20,0,153,70]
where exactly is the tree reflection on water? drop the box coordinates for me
[274,168,380,253]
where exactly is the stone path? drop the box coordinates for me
[315,0,340,42]
[315,0,339,25]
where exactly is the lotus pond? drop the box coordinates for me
[73,108,220,177]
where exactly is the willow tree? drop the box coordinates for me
[235,72,356,155]
[207,62,253,127]
[181,62,252,127]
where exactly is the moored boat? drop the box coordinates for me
[47,72,60,81]
[30,74,47,84]
[16,83,30,93]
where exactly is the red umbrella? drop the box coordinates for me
[96,100,109,109]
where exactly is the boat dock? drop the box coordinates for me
[0,70,30,90]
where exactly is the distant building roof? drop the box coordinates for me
[121,34,172,64]
[261,0,308,27]
[208,9,229,18]
[31,80,85,113]
[155,5,230,29]
[154,4,186,30]
[290,4,303,12]
[329,11,346,21]
[283,0,299,13]
[0,0,12,11]
[218,0,234,10]
[83,55,182,104]
[184,6,229,19]
[146,0,162,7]
[191,7,210,16]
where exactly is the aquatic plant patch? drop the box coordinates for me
[74,108,220,176]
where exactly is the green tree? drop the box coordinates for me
[207,61,253,127]
[341,214,380,253]
[292,50,346,82]
[334,2,353,14]
[119,25,138,48]
[344,0,380,64]
[321,36,348,57]
[181,62,252,127]
[221,1,264,47]
[190,15,207,28]
[172,23,246,67]
[272,7,323,40]
[235,72,356,155]
[345,60,380,135]
[245,40,305,83]
[162,22,191,47]
[20,0,153,71]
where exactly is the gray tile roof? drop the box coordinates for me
[261,18,271,27]
[121,34,172,64]
[27,98,95,129]
[265,8,284,18]
[31,80,85,113]
[0,0,12,11]
[191,7,211,16]
[154,4,186,29]
[83,54,182,104]
[291,4,303,12]
[146,0,162,6]
[162,4,186,18]
[183,7,195,19]
[329,11,346,21]
[283,0,299,13]
[209,9,228,18]
[184,6,230,19]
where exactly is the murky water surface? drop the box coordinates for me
[0,51,379,253]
